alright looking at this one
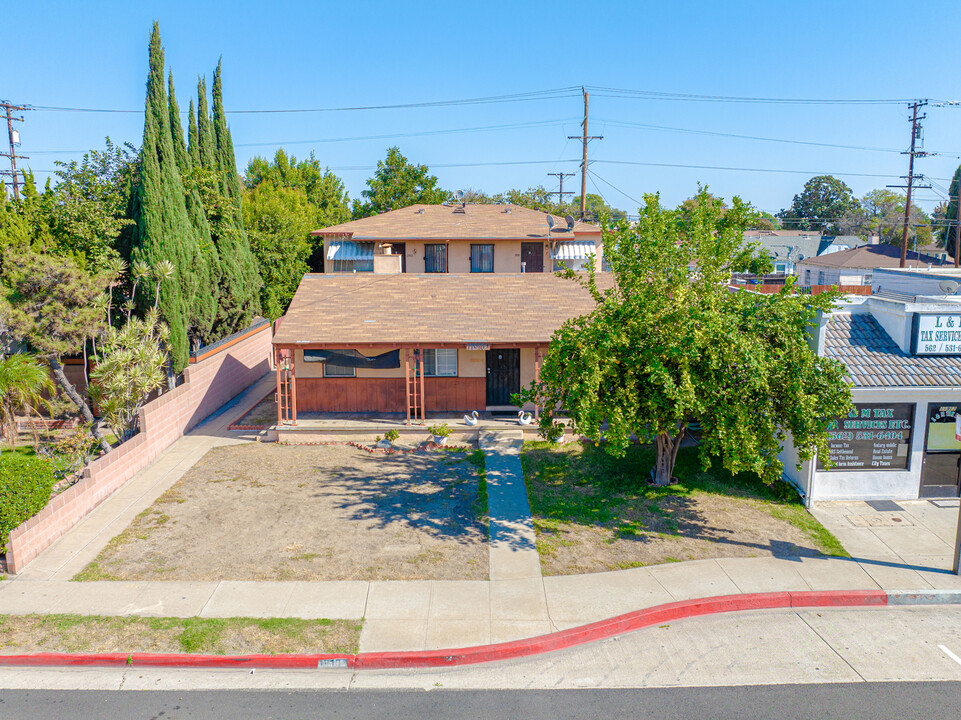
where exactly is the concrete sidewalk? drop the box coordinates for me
[3,388,961,655]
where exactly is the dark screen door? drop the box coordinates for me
[521,242,544,272]
[391,242,407,272]
[486,349,520,406]
[921,402,961,497]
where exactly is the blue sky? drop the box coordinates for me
[7,0,961,215]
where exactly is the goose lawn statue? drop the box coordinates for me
[517,410,533,425]
[464,410,480,426]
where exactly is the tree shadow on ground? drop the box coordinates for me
[525,441,827,558]
[311,448,486,546]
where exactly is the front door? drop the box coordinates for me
[921,403,961,497]
[521,242,544,273]
[486,349,520,406]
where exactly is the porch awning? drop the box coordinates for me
[327,241,375,261]
[550,240,596,260]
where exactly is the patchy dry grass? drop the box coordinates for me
[0,614,362,655]
[522,441,848,576]
[75,443,488,582]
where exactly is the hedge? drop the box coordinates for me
[0,454,56,553]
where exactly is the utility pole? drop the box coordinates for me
[546,172,574,207]
[0,100,29,201]
[889,101,929,268]
[568,87,602,219]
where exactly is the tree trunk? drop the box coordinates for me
[651,427,687,486]
[48,356,112,455]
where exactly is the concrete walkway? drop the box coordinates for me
[4,390,961,655]
[480,430,542,582]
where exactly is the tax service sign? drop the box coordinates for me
[911,314,961,356]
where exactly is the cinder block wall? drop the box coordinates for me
[5,321,273,574]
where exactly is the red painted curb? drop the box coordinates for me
[0,590,891,670]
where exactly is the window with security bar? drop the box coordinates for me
[422,348,457,377]
[470,244,494,273]
[424,244,447,273]
[324,349,358,377]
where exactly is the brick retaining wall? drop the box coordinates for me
[5,320,273,574]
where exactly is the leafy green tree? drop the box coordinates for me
[49,139,136,272]
[747,211,780,231]
[518,189,851,486]
[1,249,114,453]
[0,353,54,446]
[244,149,350,226]
[0,173,56,262]
[243,184,316,318]
[777,175,859,233]
[840,189,932,249]
[936,164,961,249]
[126,23,211,371]
[353,147,449,218]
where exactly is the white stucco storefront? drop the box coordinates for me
[781,294,961,502]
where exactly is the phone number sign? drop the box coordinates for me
[912,314,961,356]
[817,403,914,472]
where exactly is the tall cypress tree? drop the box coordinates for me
[169,72,219,341]
[200,61,262,334]
[187,98,201,168]
[195,78,217,173]
[941,164,961,252]
[127,23,205,371]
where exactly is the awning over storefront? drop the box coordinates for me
[550,240,596,260]
[327,241,375,261]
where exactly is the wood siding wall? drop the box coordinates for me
[296,377,486,413]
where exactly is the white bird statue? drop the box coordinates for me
[517,410,533,425]
[464,410,480,426]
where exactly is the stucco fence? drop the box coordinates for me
[5,319,274,575]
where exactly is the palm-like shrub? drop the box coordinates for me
[0,353,55,446]
[89,308,169,443]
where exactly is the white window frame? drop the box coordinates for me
[422,348,457,377]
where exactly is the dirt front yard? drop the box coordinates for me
[523,441,847,576]
[77,443,488,582]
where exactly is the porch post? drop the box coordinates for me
[290,351,298,425]
[418,348,426,422]
[404,349,411,425]
[275,347,283,426]
[534,346,543,419]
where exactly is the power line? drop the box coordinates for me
[586,86,922,106]
[30,87,582,115]
[596,117,961,157]
[591,158,953,181]
[587,169,643,207]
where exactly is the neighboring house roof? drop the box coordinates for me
[743,231,867,264]
[310,204,601,240]
[799,244,952,269]
[825,313,961,387]
[274,273,611,347]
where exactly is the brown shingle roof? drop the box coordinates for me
[274,273,610,346]
[310,204,601,240]
[800,244,951,269]
[824,313,961,387]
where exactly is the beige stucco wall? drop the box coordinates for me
[323,237,607,274]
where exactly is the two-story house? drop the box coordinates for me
[313,203,603,275]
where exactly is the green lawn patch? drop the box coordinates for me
[0,614,362,655]
[522,441,848,575]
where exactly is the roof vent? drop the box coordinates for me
[503,208,512,214]
[415,208,425,214]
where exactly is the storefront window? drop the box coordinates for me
[926,404,961,452]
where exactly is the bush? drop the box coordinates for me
[384,429,400,443]
[0,454,56,552]
[428,423,451,438]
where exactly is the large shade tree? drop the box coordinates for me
[352,147,449,218]
[518,189,852,486]
[777,175,859,234]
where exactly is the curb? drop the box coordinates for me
[0,588,954,670]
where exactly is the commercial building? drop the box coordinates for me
[782,294,961,501]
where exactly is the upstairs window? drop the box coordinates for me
[424,244,448,273]
[470,244,494,273]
